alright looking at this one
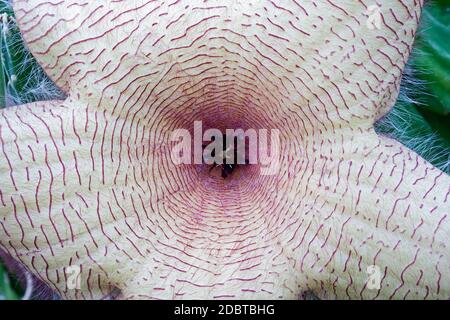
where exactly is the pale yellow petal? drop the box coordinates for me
[14,0,421,125]
[282,130,449,299]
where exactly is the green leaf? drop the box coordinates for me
[377,101,450,173]
[414,5,450,115]
[378,2,450,172]
[0,262,20,300]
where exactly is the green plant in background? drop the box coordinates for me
[376,1,450,172]
[0,1,64,109]
[0,1,449,299]
[418,4,450,116]
[0,262,22,300]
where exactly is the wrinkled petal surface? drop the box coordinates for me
[0,0,448,299]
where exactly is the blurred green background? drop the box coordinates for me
[0,1,449,299]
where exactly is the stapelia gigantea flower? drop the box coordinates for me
[0,0,448,299]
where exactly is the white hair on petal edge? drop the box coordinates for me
[1,0,65,107]
[376,58,450,173]
[375,1,450,174]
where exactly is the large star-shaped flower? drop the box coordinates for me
[0,0,448,299]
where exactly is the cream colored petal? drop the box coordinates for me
[14,0,420,125]
[0,100,308,299]
[112,130,449,300]
[0,100,160,299]
[2,102,448,299]
[283,130,449,299]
